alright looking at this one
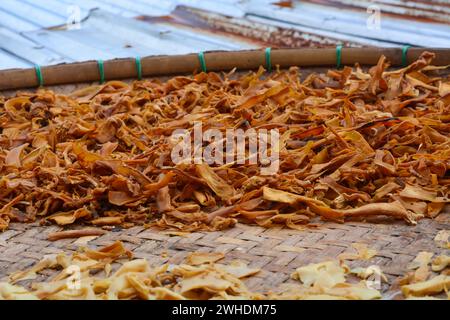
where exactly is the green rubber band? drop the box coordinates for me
[97,59,105,84]
[135,56,142,80]
[336,45,343,69]
[402,45,411,67]
[265,47,272,72]
[198,52,207,73]
[34,65,44,87]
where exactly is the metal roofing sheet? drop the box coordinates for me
[306,0,450,24]
[247,1,450,47]
[0,0,449,71]
[0,0,65,30]
[0,7,259,70]
[169,6,389,49]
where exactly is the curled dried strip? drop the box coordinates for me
[47,228,106,241]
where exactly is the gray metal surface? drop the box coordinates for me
[307,0,450,23]
[0,0,449,70]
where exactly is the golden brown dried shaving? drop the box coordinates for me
[0,52,449,232]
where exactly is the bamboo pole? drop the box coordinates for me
[0,47,449,91]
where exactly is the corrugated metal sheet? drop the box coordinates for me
[0,0,449,70]
[167,6,392,48]
[304,0,450,24]
[248,1,450,47]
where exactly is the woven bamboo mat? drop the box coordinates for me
[1,213,448,298]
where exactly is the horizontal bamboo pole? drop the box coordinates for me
[0,47,449,91]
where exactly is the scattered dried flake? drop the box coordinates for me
[90,216,123,226]
[46,207,91,226]
[195,164,235,201]
[289,260,383,300]
[401,275,450,297]
[2,240,450,300]
[292,260,347,289]
[9,254,58,283]
[0,242,259,300]
[0,241,382,300]
[399,184,437,202]
[0,52,448,233]
[350,267,388,283]
[81,240,132,261]
[186,252,225,266]
[324,283,382,300]
[338,243,377,261]
[434,230,450,249]
[216,261,260,279]
[431,255,450,272]
[427,202,446,218]
[407,251,434,283]
[407,252,432,269]
[0,283,39,300]
[73,235,100,245]
[438,82,450,97]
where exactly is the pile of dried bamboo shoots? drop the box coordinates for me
[0,52,448,232]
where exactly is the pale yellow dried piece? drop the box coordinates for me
[216,261,260,279]
[401,275,450,297]
[186,252,225,266]
[407,251,434,270]
[31,278,74,300]
[179,271,234,295]
[107,276,135,300]
[3,239,440,301]
[150,287,186,300]
[0,283,38,300]
[407,251,434,283]
[39,280,98,300]
[73,235,100,245]
[9,254,58,283]
[431,255,450,272]
[111,259,150,277]
[338,243,377,261]
[292,260,346,289]
[434,230,450,249]
[171,262,251,300]
[289,260,382,300]
[350,266,388,283]
[325,283,381,300]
